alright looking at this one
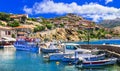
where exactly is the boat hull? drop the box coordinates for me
[14,45,39,52]
[49,54,64,60]
[41,48,60,53]
[75,58,117,68]
[47,53,73,61]
[62,54,105,62]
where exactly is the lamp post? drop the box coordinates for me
[86,27,90,45]
[87,28,90,45]
[86,26,92,45]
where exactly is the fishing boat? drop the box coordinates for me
[14,37,40,52]
[62,49,105,62]
[41,42,60,53]
[44,52,74,61]
[43,43,80,61]
[75,57,117,68]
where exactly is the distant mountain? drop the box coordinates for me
[99,18,120,28]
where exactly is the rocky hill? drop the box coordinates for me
[0,12,119,41]
[99,18,120,28]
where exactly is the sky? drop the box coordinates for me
[0,0,120,22]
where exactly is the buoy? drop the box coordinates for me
[56,61,60,65]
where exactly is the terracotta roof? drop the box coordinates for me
[17,32,27,34]
[0,26,12,30]
[10,14,28,19]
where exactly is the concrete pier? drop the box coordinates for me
[80,45,120,58]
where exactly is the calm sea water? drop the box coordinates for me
[76,39,120,45]
[0,48,120,71]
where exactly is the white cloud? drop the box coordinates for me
[23,0,120,22]
[105,0,113,4]
[23,6,32,14]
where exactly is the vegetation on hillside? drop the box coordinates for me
[0,12,10,22]
[34,25,45,32]
[27,18,37,21]
[1,12,120,41]
[0,21,5,26]
[77,28,114,40]
[7,21,20,27]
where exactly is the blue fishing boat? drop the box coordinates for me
[14,38,40,52]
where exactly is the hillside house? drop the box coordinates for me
[0,26,16,38]
[10,14,28,23]
[14,25,35,37]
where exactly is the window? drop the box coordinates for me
[8,31,11,35]
[5,31,7,35]
[66,45,77,50]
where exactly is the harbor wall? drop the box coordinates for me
[80,45,120,58]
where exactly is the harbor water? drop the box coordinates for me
[76,39,120,45]
[0,48,120,71]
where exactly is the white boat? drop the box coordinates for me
[41,42,60,53]
[44,52,73,61]
[43,43,82,61]
[75,57,117,68]
[62,49,105,62]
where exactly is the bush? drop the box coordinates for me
[8,21,20,27]
[77,30,83,34]
[46,24,54,29]
[34,27,39,32]
[27,18,37,21]
[12,34,16,38]
[60,24,64,27]
[0,12,10,21]
[34,26,45,32]
[0,21,5,26]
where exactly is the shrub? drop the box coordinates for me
[0,12,10,21]
[34,26,45,32]
[12,34,16,38]
[77,30,83,34]
[8,21,20,27]
[0,21,5,26]
[60,24,64,27]
[27,18,37,21]
[34,27,39,32]
[46,24,54,29]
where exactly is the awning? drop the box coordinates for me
[2,37,16,41]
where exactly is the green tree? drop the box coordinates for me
[77,30,83,34]
[8,21,20,27]
[0,12,10,21]
[34,25,45,32]
[12,34,16,38]
[46,23,54,29]
[60,23,64,27]
[34,27,39,32]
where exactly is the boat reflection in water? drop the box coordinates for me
[76,65,114,71]
[0,48,16,60]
